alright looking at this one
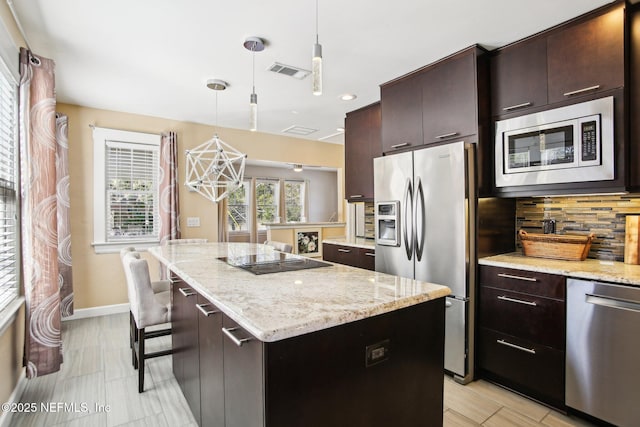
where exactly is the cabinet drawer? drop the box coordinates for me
[323,243,358,266]
[479,286,565,349]
[480,265,565,299]
[478,327,565,407]
[359,247,375,271]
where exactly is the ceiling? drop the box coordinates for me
[11,0,615,145]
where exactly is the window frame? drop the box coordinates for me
[92,127,161,254]
[227,179,251,234]
[284,179,306,223]
[255,178,279,230]
[0,17,22,325]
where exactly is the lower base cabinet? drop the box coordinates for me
[322,243,375,270]
[172,278,446,427]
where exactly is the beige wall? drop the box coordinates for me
[0,306,25,408]
[58,103,345,309]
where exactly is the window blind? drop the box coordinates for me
[105,141,159,241]
[0,63,18,312]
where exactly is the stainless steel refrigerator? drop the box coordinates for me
[374,141,477,384]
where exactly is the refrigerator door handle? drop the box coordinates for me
[414,177,425,261]
[404,179,413,260]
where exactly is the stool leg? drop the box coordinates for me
[138,327,145,393]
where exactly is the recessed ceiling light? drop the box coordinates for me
[340,94,357,101]
[337,127,345,132]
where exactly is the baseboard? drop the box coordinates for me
[62,303,130,321]
[0,370,26,427]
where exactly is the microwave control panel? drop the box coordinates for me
[581,120,598,162]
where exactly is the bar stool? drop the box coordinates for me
[122,251,172,392]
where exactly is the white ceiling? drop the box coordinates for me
[12,0,615,145]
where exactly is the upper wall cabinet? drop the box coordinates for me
[491,1,625,119]
[344,102,381,202]
[380,45,491,196]
[490,37,548,117]
[547,4,624,104]
[380,75,423,153]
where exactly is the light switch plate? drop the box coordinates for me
[186,217,200,227]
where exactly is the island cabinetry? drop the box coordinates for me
[197,295,225,427]
[171,278,201,422]
[477,265,566,409]
[344,102,381,202]
[322,242,375,270]
[171,275,445,426]
[380,73,423,153]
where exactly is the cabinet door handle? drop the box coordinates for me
[222,327,251,347]
[435,132,459,139]
[349,195,363,199]
[364,252,375,257]
[178,287,196,297]
[497,339,536,355]
[502,102,532,112]
[497,295,537,307]
[563,85,600,97]
[337,248,352,253]
[196,303,219,317]
[391,142,410,149]
[497,273,537,282]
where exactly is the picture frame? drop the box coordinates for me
[294,228,322,258]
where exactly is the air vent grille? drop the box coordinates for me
[268,62,311,80]
[282,125,318,136]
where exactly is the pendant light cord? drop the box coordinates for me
[252,48,256,94]
[315,0,319,43]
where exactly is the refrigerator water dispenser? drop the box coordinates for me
[376,201,400,246]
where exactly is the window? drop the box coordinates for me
[0,54,18,313]
[92,128,160,253]
[255,179,279,230]
[284,180,305,222]
[227,180,250,232]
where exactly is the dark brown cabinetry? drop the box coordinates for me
[171,279,201,422]
[491,2,624,118]
[344,102,381,202]
[172,272,445,427]
[380,45,491,196]
[380,75,423,153]
[490,37,548,117]
[547,4,624,104]
[477,265,566,409]
[197,295,225,427]
[422,50,480,144]
[323,242,375,270]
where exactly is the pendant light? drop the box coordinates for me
[312,0,322,96]
[185,79,248,203]
[244,36,264,132]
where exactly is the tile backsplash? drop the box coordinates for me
[516,194,640,261]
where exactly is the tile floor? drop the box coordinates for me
[6,313,596,427]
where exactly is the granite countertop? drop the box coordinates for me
[322,237,375,250]
[149,242,449,342]
[480,252,640,286]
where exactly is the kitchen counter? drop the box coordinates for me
[322,236,375,249]
[149,242,450,342]
[480,252,640,286]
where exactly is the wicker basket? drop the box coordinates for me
[518,230,595,261]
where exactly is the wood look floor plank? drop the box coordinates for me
[444,409,483,427]
[104,375,162,427]
[443,377,501,424]
[464,379,550,422]
[483,407,545,427]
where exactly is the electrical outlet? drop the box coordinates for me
[186,217,200,227]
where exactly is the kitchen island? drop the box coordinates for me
[149,242,450,427]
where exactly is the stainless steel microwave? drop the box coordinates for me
[495,96,614,188]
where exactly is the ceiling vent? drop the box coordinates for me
[282,125,318,136]
[268,62,311,80]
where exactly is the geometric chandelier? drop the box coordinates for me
[184,79,247,203]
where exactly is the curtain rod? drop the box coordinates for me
[6,0,32,51]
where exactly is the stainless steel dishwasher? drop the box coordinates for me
[566,278,640,426]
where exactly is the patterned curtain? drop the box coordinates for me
[19,48,69,377]
[56,114,73,317]
[158,131,180,243]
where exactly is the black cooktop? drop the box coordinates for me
[218,253,332,275]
